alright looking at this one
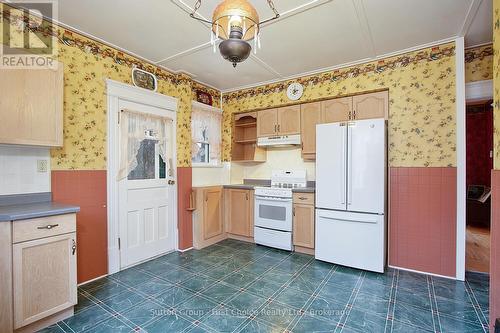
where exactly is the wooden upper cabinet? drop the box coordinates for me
[277,105,301,135]
[225,189,253,237]
[257,109,278,137]
[321,97,352,123]
[203,187,223,240]
[0,62,64,146]
[353,91,388,120]
[300,102,321,159]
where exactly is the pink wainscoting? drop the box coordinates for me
[177,167,193,250]
[490,170,500,330]
[389,167,457,277]
[52,170,108,284]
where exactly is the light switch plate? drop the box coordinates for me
[37,160,48,173]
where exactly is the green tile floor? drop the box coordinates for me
[39,239,489,332]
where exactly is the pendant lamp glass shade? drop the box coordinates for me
[189,0,279,67]
[211,0,259,41]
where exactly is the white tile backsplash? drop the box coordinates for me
[230,147,315,183]
[0,145,51,195]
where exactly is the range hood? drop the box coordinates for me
[257,134,301,147]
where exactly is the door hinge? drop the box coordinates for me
[118,237,121,250]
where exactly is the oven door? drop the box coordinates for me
[254,195,293,231]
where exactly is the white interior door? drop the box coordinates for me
[347,119,386,214]
[316,122,347,210]
[118,100,176,268]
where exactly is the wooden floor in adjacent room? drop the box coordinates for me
[466,225,490,273]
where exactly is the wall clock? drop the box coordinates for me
[287,82,304,101]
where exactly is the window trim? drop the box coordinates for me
[191,101,223,168]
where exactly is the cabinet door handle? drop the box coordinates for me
[72,239,76,255]
[298,197,308,200]
[278,124,280,132]
[353,110,356,119]
[246,193,249,200]
[37,224,59,230]
[348,111,352,120]
[293,207,295,216]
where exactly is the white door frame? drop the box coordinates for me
[456,37,466,281]
[457,33,493,282]
[106,79,178,274]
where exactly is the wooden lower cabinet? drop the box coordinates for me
[203,187,224,240]
[192,186,226,249]
[224,189,253,238]
[0,213,78,333]
[293,204,315,249]
[13,233,77,329]
[292,193,315,253]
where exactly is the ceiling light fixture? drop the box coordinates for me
[189,0,280,68]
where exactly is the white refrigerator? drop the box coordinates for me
[315,118,386,273]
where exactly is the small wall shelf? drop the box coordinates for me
[232,112,266,163]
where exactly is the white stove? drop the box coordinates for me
[254,170,307,251]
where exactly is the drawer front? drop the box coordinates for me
[254,227,292,251]
[293,193,315,205]
[13,214,76,244]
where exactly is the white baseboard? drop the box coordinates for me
[78,273,108,287]
[178,247,193,253]
[388,265,456,280]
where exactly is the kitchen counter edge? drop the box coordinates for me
[0,202,81,222]
[223,184,315,193]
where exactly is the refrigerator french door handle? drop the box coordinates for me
[341,125,346,205]
[347,123,353,206]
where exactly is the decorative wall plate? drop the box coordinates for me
[132,67,157,91]
[196,90,213,106]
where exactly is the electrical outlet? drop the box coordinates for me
[37,160,48,173]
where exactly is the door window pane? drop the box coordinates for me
[128,139,156,180]
[159,155,166,179]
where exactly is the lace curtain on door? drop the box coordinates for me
[118,109,173,180]
[191,104,222,164]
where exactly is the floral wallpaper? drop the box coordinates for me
[0,6,220,169]
[222,43,457,168]
[465,44,493,83]
[494,3,500,169]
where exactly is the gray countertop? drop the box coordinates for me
[292,187,316,193]
[223,184,256,190]
[0,192,80,222]
[223,184,315,193]
[0,202,80,222]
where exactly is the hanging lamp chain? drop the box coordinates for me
[190,0,205,21]
[267,0,279,18]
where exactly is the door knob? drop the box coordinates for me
[168,180,176,185]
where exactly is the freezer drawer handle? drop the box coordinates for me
[319,216,377,224]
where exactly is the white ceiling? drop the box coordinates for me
[56,0,492,92]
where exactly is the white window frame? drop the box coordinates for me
[191,101,223,168]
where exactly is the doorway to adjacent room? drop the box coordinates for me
[465,99,493,273]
